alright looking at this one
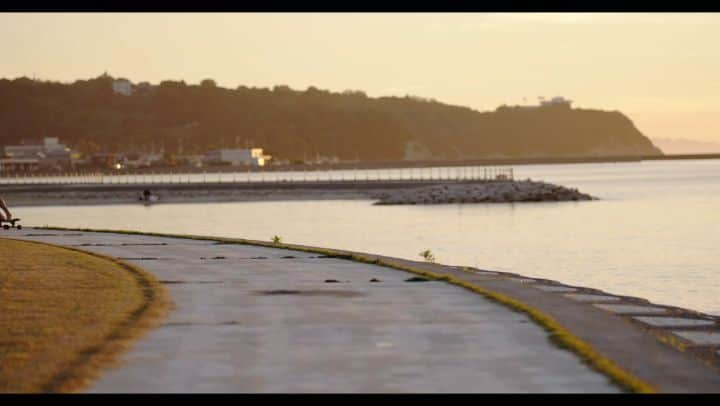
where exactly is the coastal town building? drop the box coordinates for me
[540,96,572,108]
[0,157,40,172]
[203,148,271,167]
[125,153,164,168]
[4,137,68,156]
[88,153,127,169]
[313,154,340,164]
[504,96,574,111]
[1,137,74,172]
[177,154,205,168]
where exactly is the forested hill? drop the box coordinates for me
[0,75,662,161]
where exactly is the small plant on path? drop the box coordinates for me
[419,249,436,263]
[271,235,282,245]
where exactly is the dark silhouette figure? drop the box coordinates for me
[139,189,154,202]
[0,197,12,221]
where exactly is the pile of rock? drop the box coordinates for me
[372,180,596,205]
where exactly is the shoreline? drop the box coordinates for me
[4,187,380,207]
[10,227,720,392]
[2,179,596,207]
[7,193,374,207]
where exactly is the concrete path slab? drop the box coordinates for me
[672,331,720,346]
[634,317,715,328]
[507,278,537,284]
[354,252,720,392]
[7,229,618,393]
[564,294,622,303]
[468,270,500,276]
[594,304,668,315]
[534,285,578,293]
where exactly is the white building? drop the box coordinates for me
[540,96,572,107]
[4,137,69,157]
[204,148,270,167]
[113,79,133,96]
[0,157,40,172]
[2,137,72,172]
[125,153,164,168]
[41,137,66,153]
[509,96,573,110]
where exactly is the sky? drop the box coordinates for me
[1,12,720,144]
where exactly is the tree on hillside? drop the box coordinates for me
[200,79,217,88]
[273,85,293,93]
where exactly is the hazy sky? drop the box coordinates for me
[2,13,719,142]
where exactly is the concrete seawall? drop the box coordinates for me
[4,228,720,392]
[0,180,479,206]
[1,179,595,207]
[0,179,466,194]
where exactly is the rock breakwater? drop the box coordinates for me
[372,181,596,205]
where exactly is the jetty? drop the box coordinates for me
[0,167,524,206]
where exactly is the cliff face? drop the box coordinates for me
[384,101,662,159]
[0,76,662,161]
[454,104,663,158]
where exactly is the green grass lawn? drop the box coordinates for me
[0,238,168,393]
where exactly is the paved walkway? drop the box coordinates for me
[8,229,619,393]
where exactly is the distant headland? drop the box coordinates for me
[0,75,662,166]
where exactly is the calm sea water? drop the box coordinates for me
[12,159,720,315]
